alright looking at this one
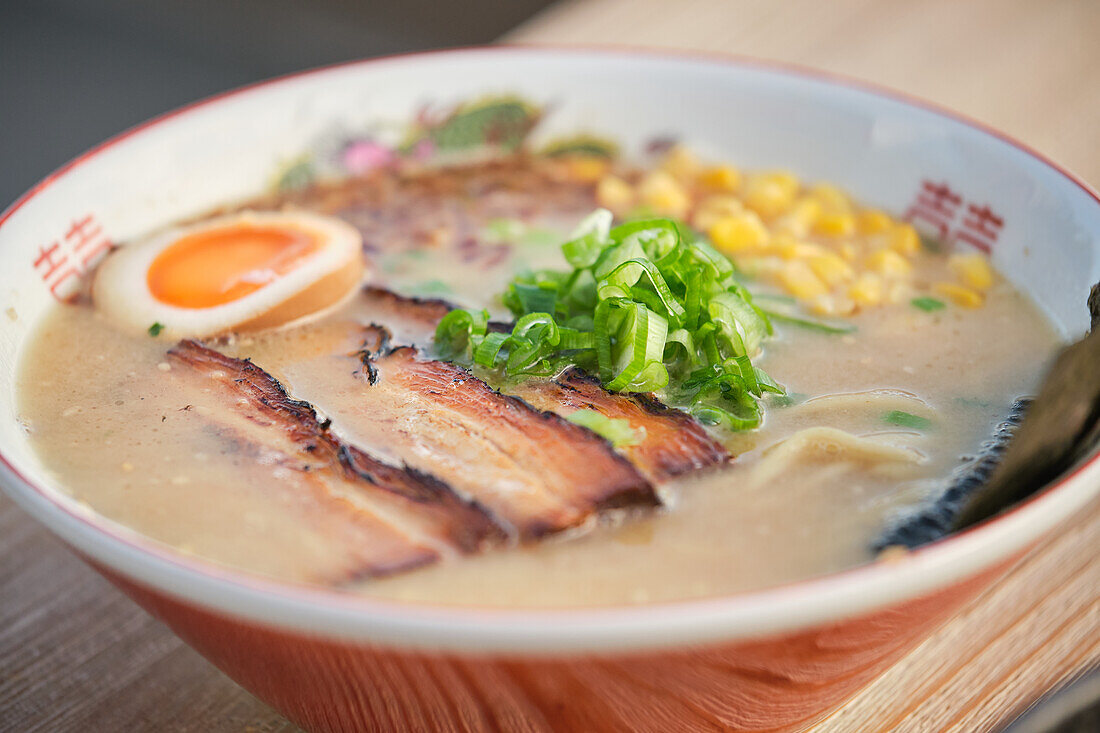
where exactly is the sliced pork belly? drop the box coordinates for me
[237,325,658,540]
[356,287,730,483]
[354,335,658,538]
[510,368,731,483]
[166,340,505,583]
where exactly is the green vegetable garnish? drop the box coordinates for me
[883,410,932,430]
[566,409,640,446]
[485,218,560,247]
[759,309,857,335]
[147,322,164,337]
[751,293,797,305]
[540,135,619,159]
[752,295,856,334]
[435,209,785,431]
[409,279,453,297]
[770,391,807,408]
[911,297,946,312]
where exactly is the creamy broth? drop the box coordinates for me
[16,158,1060,607]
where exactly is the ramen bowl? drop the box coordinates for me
[2,47,1098,732]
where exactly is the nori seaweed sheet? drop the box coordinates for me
[874,281,1100,551]
[873,398,1031,551]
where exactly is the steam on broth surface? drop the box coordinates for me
[16,154,1059,607]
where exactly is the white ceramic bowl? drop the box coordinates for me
[2,47,1098,731]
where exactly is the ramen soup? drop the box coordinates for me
[17,149,1059,607]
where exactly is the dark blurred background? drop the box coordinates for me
[0,0,553,208]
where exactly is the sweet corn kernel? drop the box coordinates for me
[764,170,800,193]
[596,175,635,213]
[833,294,857,315]
[692,194,744,231]
[934,282,984,308]
[774,234,826,260]
[779,260,828,299]
[770,232,797,256]
[866,249,913,278]
[890,223,921,256]
[708,212,770,254]
[697,165,741,192]
[858,209,894,235]
[813,211,857,238]
[849,273,884,306]
[776,197,822,237]
[563,156,610,182]
[886,280,913,304]
[744,170,799,219]
[809,183,851,213]
[638,170,690,218]
[810,293,857,316]
[948,252,994,291]
[809,252,855,287]
[660,145,701,183]
[839,243,858,262]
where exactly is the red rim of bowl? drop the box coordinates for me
[1,44,1098,653]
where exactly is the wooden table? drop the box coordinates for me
[3,1,1099,730]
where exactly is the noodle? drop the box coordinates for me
[746,427,923,490]
[793,390,934,419]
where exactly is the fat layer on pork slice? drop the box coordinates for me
[166,340,505,583]
[359,286,453,347]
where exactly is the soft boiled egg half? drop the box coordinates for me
[93,211,365,338]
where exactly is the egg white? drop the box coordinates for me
[93,210,365,339]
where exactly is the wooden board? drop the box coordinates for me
[4,0,1100,729]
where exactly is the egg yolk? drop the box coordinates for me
[147,224,320,308]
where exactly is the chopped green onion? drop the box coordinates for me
[508,281,558,315]
[566,409,640,447]
[759,308,857,335]
[919,234,942,253]
[540,135,619,159]
[486,218,564,247]
[435,309,488,359]
[147,322,164,337]
[410,279,453,297]
[751,293,797,305]
[911,296,946,312]
[883,410,933,430]
[434,208,785,431]
[710,292,770,352]
[770,392,805,408]
[598,257,685,322]
[485,218,525,241]
[472,332,509,367]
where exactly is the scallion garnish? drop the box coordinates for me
[883,410,932,430]
[485,217,560,247]
[752,296,857,335]
[148,322,164,337]
[435,209,786,430]
[911,296,946,312]
[566,410,640,446]
[759,309,857,334]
